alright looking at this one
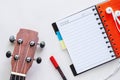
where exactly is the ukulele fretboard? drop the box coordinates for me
[10,74,25,80]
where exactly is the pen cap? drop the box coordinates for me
[50,56,59,68]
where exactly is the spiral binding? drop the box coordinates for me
[92,6,116,58]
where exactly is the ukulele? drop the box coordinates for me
[6,28,45,80]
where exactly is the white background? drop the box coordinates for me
[0,0,120,80]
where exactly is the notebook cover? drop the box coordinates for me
[96,0,120,58]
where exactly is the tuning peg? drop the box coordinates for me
[36,57,42,64]
[26,57,32,63]
[6,51,12,58]
[14,55,19,60]
[17,39,23,44]
[9,35,15,43]
[29,41,35,47]
[39,41,45,48]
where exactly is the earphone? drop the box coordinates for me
[115,10,120,25]
[115,10,120,17]
[106,7,116,20]
[106,7,120,33]
[106,7,120,23]
[106,7,113,14]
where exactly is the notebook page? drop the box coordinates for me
[56,6,116,74]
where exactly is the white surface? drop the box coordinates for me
[56,6,115,74]
[0,0,120,80]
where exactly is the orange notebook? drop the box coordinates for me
[52,0,120,76]
[97,0,120,58]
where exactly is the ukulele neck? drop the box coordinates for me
[10,74,26,80]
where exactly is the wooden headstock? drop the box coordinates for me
[6,29,45,80]
[11,29,38,74]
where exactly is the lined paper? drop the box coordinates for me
[56,6,116,74]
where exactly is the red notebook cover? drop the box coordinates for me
[97,0,120,58]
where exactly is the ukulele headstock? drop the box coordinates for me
[6,29,45,77]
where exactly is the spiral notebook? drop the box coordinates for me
[52,0,120,76]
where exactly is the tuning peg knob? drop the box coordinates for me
[36,57,42,64]
[14,55,19,60]
[17,39,23,44]
[9,35,15,43]
[39,41,45,48]
[29,41,35,47]
[6,51,12,58]
[26,57,32,63]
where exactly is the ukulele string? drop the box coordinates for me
[10,54,18,80]
[23,47,30,74]
[15,44,22,80]
[20,44,30,79]
[12,44,20,72]
[11,57,17,80]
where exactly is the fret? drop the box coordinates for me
[10,74,25,80]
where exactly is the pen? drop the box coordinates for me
[50,56,67,80]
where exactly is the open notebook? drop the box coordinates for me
[52,0,120,76]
